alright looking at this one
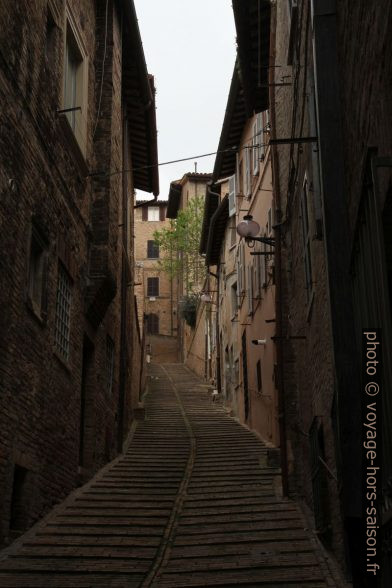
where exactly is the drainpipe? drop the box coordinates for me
[269,2,289,497]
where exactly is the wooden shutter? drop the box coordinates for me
[228,175,236,217]
[159,206,166,221]
[142,206,148,221]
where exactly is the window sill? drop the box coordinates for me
[58,113,89,178]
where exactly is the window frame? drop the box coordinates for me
[147,207,160,222]
[147,276,159,297]
[147,240,159,259]
[62,4,88,155]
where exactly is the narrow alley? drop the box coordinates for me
[0,365,341,587]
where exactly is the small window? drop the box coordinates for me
[27,225,48,319]
[147,313,159,335]
[147,240,159,258]
[106,337,114,395]
[147,277,159,297]
[148,207,160,221]
[55,263,72,360]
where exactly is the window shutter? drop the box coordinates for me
[228,175,236,217]
[159,206,165,221]
[247,265,253,315]
[142,206,148,221]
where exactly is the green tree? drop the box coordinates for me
[153,194,206,295]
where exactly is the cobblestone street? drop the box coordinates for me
[0,365,342,587]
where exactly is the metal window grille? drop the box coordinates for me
[106,337,114,394]
[147,277,159,297]
[55,264,72,360]
[147,207,160,221]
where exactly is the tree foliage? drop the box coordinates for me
[153,195,206,294]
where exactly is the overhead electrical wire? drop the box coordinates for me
[88,126,272,179]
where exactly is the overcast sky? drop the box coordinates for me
[134,0,237,201]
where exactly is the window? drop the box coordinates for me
[147,207,160,221]
[228,175,236,217]
[253,114,264,174]
[45,7,57,68]
[243,145,251,198]
[287,0,299,65]
[27,225,48,319]
[55,263,72,360]
[147,277,159,297]
[63,7,88,153]
[106,337,114,395]
[301,177,313,299]
[147,313,159,335]
[147,240,159,258]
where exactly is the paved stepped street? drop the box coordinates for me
[0,365,342,587]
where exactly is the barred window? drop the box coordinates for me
[106,336,114,394]
[147,277,159,297]
[55,263,72,360]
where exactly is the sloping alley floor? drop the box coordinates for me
[0,364,344,587]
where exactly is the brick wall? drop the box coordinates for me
[0,0,146,545]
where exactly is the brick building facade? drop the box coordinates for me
[134,199,179,363]
[166,172,212,363]
[0,0,158,546]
